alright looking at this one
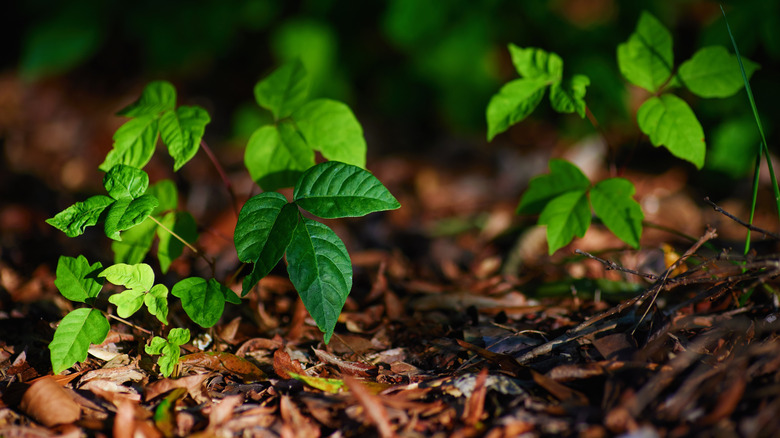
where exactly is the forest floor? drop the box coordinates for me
[1,76,780,437]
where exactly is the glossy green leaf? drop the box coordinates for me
[517,159,591,214]
[637,94,705,168]
[293,162,401,219]
[108,289,145,318]
[539,190,590,254]
[148,180,178,214]
[590,178,644,248]
[111,217,157,264]
[54,255,103,303]
[146,328,190,378]
[286,218,352,344]
[49,308,109,374]
[171,277,225,328]
[159,106,211,171]
[103,164,149,200]
[234,192,298,295]
[678,46,759,98]
[507,44,563,81]
[244,122,314,191]
[46,195,114,238]
[117,81,177,117]
[549,74,590,117]
[104,195,159,241]
[617,12,674,92]
[99,116,160,171]
[145,284,169,325]
[157,212,198,274]
[99,263,155,292]
[254,59,310,119]
[486,78,547,141]
[292,99,367,167]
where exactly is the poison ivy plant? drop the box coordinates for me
[245,60,367,191]
[518,159,643,254]
[486,44,590,140]
[49,255,108,374]
[100,81,211,172]
[145,328,190,378]
[172,277,240,328]
[235,161,400,343]
[617,11,759,169]
[99,263,169,325]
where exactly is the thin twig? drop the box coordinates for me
[107,313,153,335]
[704,197,780,240]
[149,215,216,274]
[575,249,658,280]
[200,139,240,219]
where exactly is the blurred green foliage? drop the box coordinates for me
[11,0,778,176]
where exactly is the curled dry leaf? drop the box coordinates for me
[19,376,80,427]
[314,348,377,377]
[179,351,265,382]
[273,349,304,379]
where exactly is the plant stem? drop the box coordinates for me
[200,139,240,218]
[584,105,617,177]
[149,215,216,273]
[107,313,153,336]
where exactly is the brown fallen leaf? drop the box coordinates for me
[314,348,378,377]
[280,395,320,438]
[343,375,397,438]
[179,351,265,382]
[145,373,210,402]
[273,349,304,379]
[530,370,588,405]
[19,376,80,427]
[462,368,488,427]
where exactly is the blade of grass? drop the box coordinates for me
[721,5,780,254]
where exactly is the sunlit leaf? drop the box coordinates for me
[590,178,643,248]
[507,44,563,81]
[103,195,159,241]
[286,218,352,343]
[637,94,705,168]
[486,78,547,140]
[108,289,145,318]
[54,255,104,304]
[171,277,226,328]
[292,99,367,167]
[549,74,590,118]
[244,122,314,191]
[99,116,159,171]
[539,190,590,254]
[293,161,401,218]
[117,81,177,117]
[146,328,190,378]
[254,59,310,119]
[46,195,114,238]
[99,263,155,292]
[678,46,759,98]
[49,308,109,374]
[617,11,674,92]
[145,284,169,325]
[103,164,149,200]
[159,106,211,171]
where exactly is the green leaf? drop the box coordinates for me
[293,161,401,218]
[49,308,109,374]
[46,195,114,238]
[617,11,674,92]
[145,284,169,325]
[148,179,178,214]
[549,74,590,117]
[99,116,160,171]
[254,59,310,119]
[286,218,352,344]
[117,81,177,117]
[590,178,644,248]
[145,328,190,378]
[705,117,761,178]
[104,195,159,241]
[539,190,591,254]
[507,44,563,81]
[244,122,315,191]
[159,106,211,171]
[54,255,103,304]
[108,289,145,318]
[678,46,760,98]
[637,94,705,168]
[517,159,591,214]
[99,263,155,292]
[171,277,226,328]
[103,164,149,200]
[486,78,547,141]
[292,99,367,167]
[157,212,198,274]
[234,193,299,295]
[112,217,157,264]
